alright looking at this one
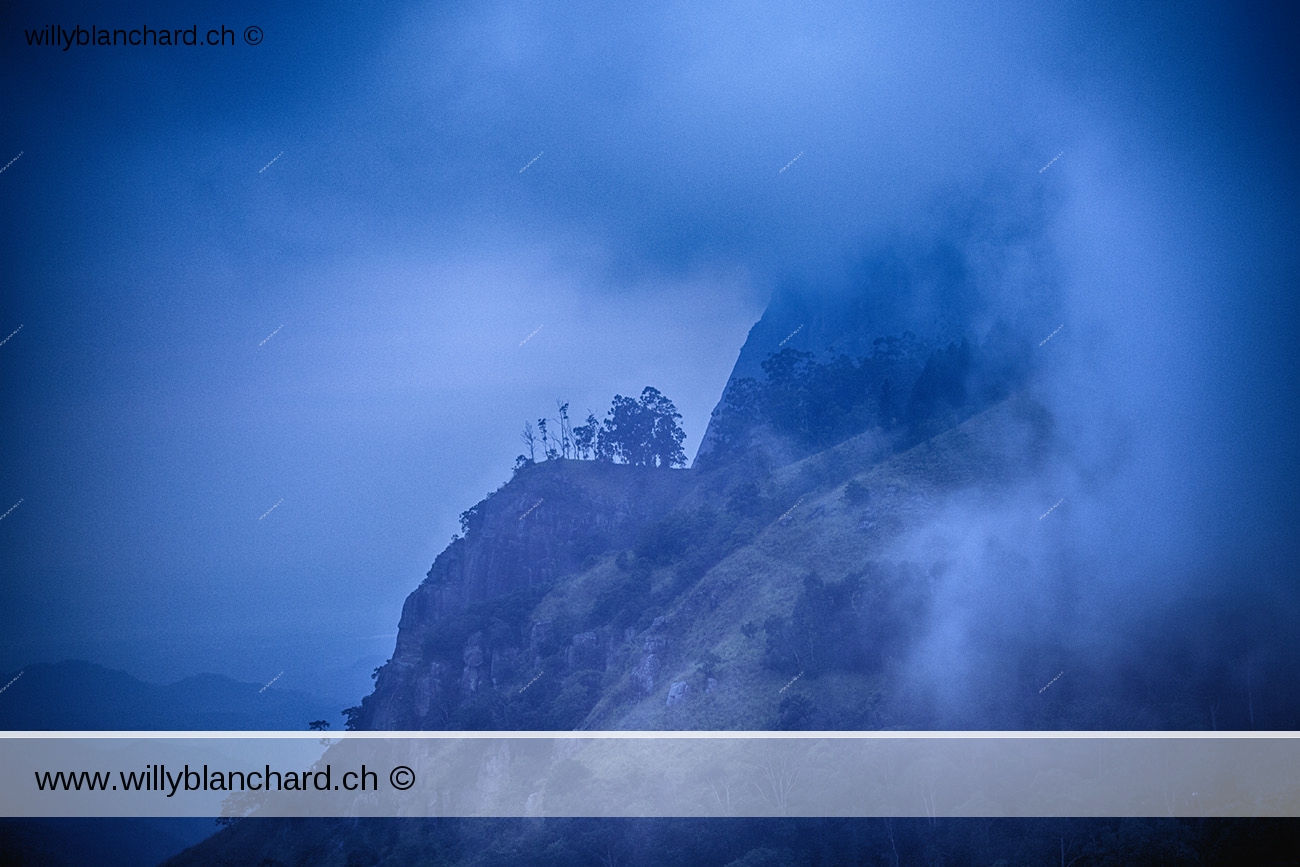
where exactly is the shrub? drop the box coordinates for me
[777,693,815,730]
[843,480,871,506]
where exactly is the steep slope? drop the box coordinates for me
[158,305,1300,866]
[353,460,696,730]
[591,392,1053,731]
[349,382,1052,734]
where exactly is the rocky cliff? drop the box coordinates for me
[341,259,1060,732]
[354,459,695,730]
[350,379,1055,733]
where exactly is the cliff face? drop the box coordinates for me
[695,275,1040,462]
[356,459,695,730]
[350,277,1048,732]
[352,390,1054,733]
[163,283,1100,866]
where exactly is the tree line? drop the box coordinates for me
[519,386,687,469]
[702,326,1032,465]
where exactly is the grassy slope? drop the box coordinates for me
[553,392,1054,730]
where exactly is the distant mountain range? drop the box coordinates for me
[0,660,343,731]
[0,661,346,865]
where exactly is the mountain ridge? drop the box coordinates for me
[351,373,1053,733]
[0,660,341,731]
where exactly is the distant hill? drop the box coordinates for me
[0,660,342,731]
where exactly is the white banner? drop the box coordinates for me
[3,731,1297,818]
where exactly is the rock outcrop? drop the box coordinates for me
[357,459,693,729]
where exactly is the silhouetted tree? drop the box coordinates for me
[594,414,616,462]
[537,417,559,460]
[521,420,537,462]
[307,720,330,731]
[556,401,573,458]
[596,386,687,467]
[573,412,599,460]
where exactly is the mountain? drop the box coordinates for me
[334,271,1053,733]
[0,660,342,731]
[348,389,1051,734]
[158,280,1299,864]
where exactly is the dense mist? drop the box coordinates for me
[3,1,1298,864]
[2,0,1297,719]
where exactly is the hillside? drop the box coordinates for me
[158,377,1300,864]
[354,460,696,730]
[346,386,1053,735]
[158,289,1300,865]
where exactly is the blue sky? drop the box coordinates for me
[1,0,1296,704]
